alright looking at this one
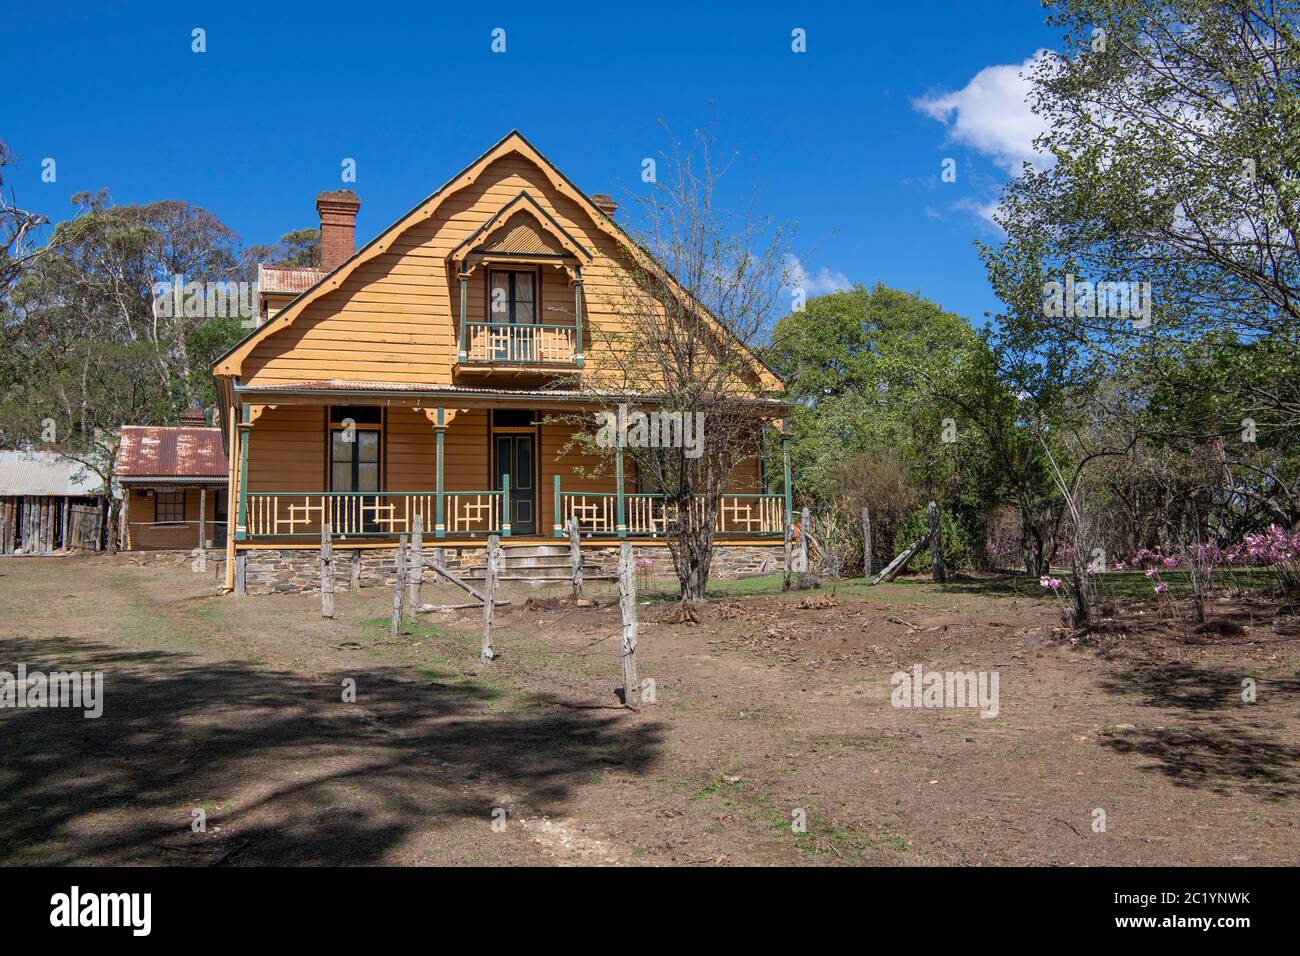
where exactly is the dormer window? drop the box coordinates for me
[489,269,536,325]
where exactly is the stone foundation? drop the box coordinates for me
[124,548,227,571]
[229,542,784,596]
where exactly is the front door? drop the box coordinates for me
[332,427,381,532]
[494,434,535,535]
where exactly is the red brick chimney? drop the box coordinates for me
[179,405,206,427]
[316,189,361,271]
[590,193,618,217]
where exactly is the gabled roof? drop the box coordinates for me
[0,450,106,496]
[214,130,781,390]
[117,426,226,480]
[448,191,592,270]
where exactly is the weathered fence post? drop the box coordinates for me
[481,534,499,660]
[320,522,335,619]
[567,516,583,600]
[799,506,811,584]
[861,505,872,578]
[618,540,639,708]
[350,550,361,591]
[782,510,793,592]
[234,551,247,596]
[928,501,946,582]
[390,534,408,640]
[406,514,423,623]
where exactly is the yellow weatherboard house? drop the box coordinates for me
[213,131,791,592]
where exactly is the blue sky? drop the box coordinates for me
[1,0,1061,325]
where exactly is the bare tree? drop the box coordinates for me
[577,127,793,604]
[0,141,93,289]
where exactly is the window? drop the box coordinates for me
[489,270,536,325]
[155,490,186,523]
[330,429,381,492]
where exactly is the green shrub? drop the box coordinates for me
[892,506,975,572]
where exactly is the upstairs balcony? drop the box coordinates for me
[458,321,582,370]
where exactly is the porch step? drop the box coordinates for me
[453,544,609,587]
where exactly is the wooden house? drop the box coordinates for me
[213,131,792,592]
[0,450,108,554]
[117,413,229,551]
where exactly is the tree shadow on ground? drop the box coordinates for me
[1096,661,1300,800]
[0,634,665,865]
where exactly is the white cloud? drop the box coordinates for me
[953,197,1002,230]
[787,255,851,295]
[914,51,1054,172]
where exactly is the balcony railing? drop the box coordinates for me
[460,321,580,366]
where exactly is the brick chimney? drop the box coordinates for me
[179,405,206,427]
[590,193,618,217]
[316,189,362,271]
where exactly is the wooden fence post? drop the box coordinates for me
[782,510,793,592]
[618,540,639,708]
[799,506,811,583]
[406,514,423,622]
[350,549,361,591]
[390,534,408,640]
[320,522,335,619]
[481,534,499,660]
[567,516,583,600]
[928,501,946,582]
[861,505,872,578]
[234,551,247,596]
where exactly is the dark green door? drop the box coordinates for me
[494,434,534,535]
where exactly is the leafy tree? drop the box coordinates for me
[1,198,250,548]
[247,227,320,269]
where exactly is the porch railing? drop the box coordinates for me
[461,321,578,365]
[241,487,508,540]
[555,486,785,538]
[236,479,784,542]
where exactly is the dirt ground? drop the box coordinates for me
[1,553,1296,866]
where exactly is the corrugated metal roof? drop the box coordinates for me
[0,450,106,496]
[258,264,325,295]
[117,426,226,479]
[235,380,791,408]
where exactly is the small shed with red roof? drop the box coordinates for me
[117,413,229,551]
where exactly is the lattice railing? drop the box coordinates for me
[242,491,504,539]
[557,491,784,537]
[463,322,577,364]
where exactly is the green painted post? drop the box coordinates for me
[501,473,511,537]
[236,419,251,541]
[782,437,793,527]
[435,407,446,538]
[616,445,626,538]
[573,265,584,367]
[458,275,469,362]
[553,474,562,538]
